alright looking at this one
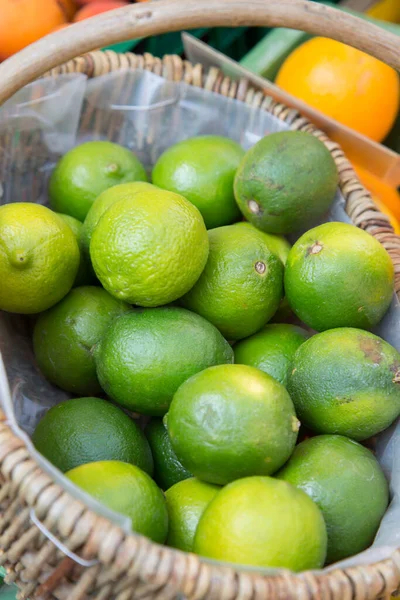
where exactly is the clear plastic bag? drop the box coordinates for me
[0,68,399,570]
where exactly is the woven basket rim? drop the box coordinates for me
[1,50,400,600]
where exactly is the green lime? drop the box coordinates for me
[80,182,155,271]
[56,213,95,286]
[276,435,389,563]
[194,476,327,570]
[0,203,79,314]
[287,327,400,440]
[234,131,338,234]
[181,223,283,340]
[234,323,309,386]
[33,286,129,395]
[165,478,220,552]
[94,307,233,416]
[32,397,153,475]
[145,419,192,490]
[90,188,208,306]
[166,364,299,485]
[284,222,394,331]
[152,135,244,229]
[234,221,291,264]
[49,141,147,222]
[66,461,168,543]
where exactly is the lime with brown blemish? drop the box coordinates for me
[234,131,338,234]
[181,223,283,340]
[49,141,147,221]
[165,364,299,485]
[287,327,400,441]
[284,222,394,331]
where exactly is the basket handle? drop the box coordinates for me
[0,0,398,106]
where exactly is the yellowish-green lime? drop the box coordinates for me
[66,460,168,543]
[90,188,209,306]
[80,182,155,270]
[194,476,327,571]
[49,141,147,221]
[152,135,244,229]
[165,478,220,552]
[0,203,79,314]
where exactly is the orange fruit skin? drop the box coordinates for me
[276,37,400,143]
[353,164,400,232]
[73,0,129,20]
[0,0,69,60]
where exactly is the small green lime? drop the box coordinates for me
[277,435,389,563]
[152,135,244,229]
[166,364,299,485]
[234,130,338,234]
[33,286,129,395]
[194,476,327,571]
[32,397,153,475]
[0,203,79,314]
[94,307,233,416]
[234,323,309,386]
[145,419,192,490]
[181,223,283,340]
[66,461,168,543]
[284,222,394,331]
[165,478,220,552]
[90,188,209,306]
[49,141,147,221]
[56,213,95,286]
[287,327,400,440]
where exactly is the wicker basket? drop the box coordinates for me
[1,2,400,599]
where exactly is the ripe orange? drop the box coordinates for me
[353,163,400,230]
[276,37,400,143]
[0,0,69,60]
[73,0,129,20]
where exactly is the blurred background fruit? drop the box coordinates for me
[74,0,130,21]
[0,0,69,60]
[275,37,400,143]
